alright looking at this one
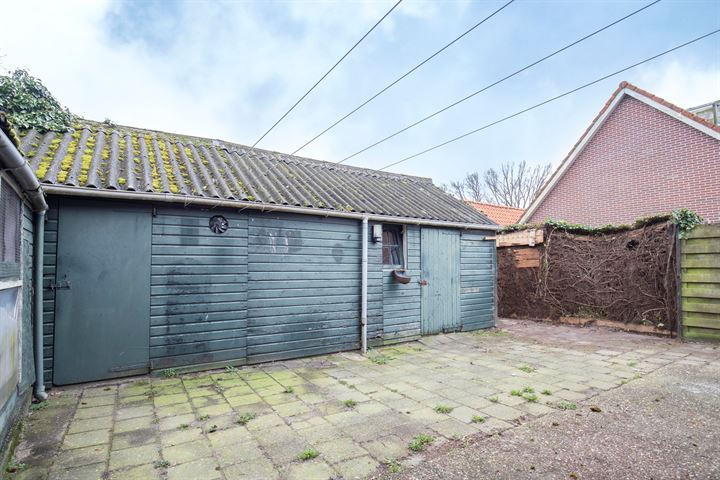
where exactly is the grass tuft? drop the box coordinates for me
[518,365,535,374]
[236,412,256,425]
[471,415,485,423]
[434,405,453,414]
[343,399,357,408]
[386,458,401,473]
[408,433,434,452]
[297,448,320,461]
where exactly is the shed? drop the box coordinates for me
[19,121,498,385]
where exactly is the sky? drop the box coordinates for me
[1,0,718,187]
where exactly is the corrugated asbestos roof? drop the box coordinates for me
[17,121,493,225]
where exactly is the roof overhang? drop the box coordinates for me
[44,184,500,231]
[519,86,720,224]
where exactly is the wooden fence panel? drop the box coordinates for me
[681,223,720,341]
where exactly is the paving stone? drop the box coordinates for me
[264,440,315,464]
[161,427,204,447]
[207,426,252,448]
[214,441,264,467]
[197,403,233,417]
[54,444,109,469]
[49,461,106,480]
[284,460,336,480]
[154,393,189,407]
[162,439,213,464]
[223,459,279,480]
[112,428,158,450]
[158,413,197,431]
[314,437,367,463]
[74,406,114,420]
[114,415,155,434]
[429,418,478,439]
[167,457,221,480]
[155,403,194,418]
[362,434,408,462]
[78,394,116,408]
[67,416,113,434]
[109,463,159,480]
[109,444,158,470]
[116,405,153,420]
[323,410,366,427]
[226,393,263,407]
[482,403,524,421]
[252,424,297,446]
[334,455,381,479]
[61,429,110,450]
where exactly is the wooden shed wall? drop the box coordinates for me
[681,224,720,341]
[460,231,496,330]
[41,199,497,381]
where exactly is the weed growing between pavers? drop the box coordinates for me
[5,458,26,473]
[386,458,402,473]
[225,365,238,373]
[284,386,294,394]
[236,412,256,425]
[29,401,48,411]
[153,460,171,469]
[472,415,485,423]
[158,368,178,378]
[553,401,578,410]
[541,389,552,396]
[198,414,210,421]
[297,448,320,461]
[369,354,392,365]
[343,399,358,408]
[489,396,499,403]
[434,405,453,414]
[409,434,434,452]
[208,424,218,433]
[518,365,535,373]
[177,424,189,430]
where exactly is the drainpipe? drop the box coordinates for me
[0,128,49,400]
[361,216,368,354]
[33,212,47,400]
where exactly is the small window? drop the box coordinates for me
[0,179,22,280]
[382,224,404,267]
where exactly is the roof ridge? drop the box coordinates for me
[64,119,434,184]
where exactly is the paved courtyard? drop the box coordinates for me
[8,319,719,480]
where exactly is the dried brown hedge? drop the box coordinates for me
[498,221,677,330]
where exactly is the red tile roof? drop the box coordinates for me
[465,200,524,226]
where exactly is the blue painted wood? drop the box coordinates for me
[247,212,361,363]
[421,228,460,334]
[382,225,422,344]
[53,201,152,384]
[150,207,248,369]
[460,231,496,330]
[20,205,35,390]
[42,199,58,381]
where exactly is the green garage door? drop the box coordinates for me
[53,202,152,385]
[421,228,460,334]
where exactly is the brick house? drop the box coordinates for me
[465,200,524,226]
[520,82,720,225]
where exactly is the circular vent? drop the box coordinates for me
[209,215,229,234]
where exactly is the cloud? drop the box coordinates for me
[636,59,720,108]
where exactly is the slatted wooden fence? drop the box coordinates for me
[680,223,720,341]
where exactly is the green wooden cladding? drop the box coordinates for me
[41,199,497,381]
[681,224,720,341]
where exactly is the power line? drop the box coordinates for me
[339,0,661,164]
[252,0,404,148]
[379,29,720,171]
[291,0,515,155]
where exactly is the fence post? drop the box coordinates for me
[674,224,683,339]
